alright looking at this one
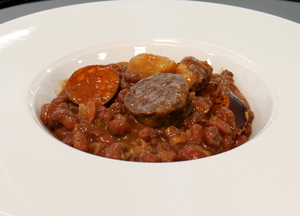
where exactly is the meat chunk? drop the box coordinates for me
[176,56,213,91]
[124,73,192,129]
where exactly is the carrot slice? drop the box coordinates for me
[65,65,120,106]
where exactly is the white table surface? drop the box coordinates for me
[0,0,300,25]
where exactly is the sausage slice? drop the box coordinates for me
[124,73,192,129]
[65,65,120,106]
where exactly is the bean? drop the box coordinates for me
[107,114,131,137]
[96,106,112,125]
[51,109,77,131]
[90,142,110,157]
[221,134,233,151]
[88,120,116,145]
[124,70,142,84]
[73,122,91,136]
[53,127,71,140]
[92,128,115,144]
[73,131,89,152]
[156,142,177,162]
[149,138,158,147]
[177,144,205,161]
[182,112,202,129]
[192,97,213,115]
[168,133,186,149]
[215,106,236,128]
[120,77,134,90]
[77,101,96,123]
[163,126,181,140]
[206,116,231,134]
[136,150,159,162]
[117,88,128,103]
[185,124,203,146]
[57,102,70,110]
[51,97,68,105]
[163,127,186,149]
[137,127,158,142]
[62,135,73,146]
[203,126,222,147]
[40,103,57,126]
[109,102,127,116]
[106,63,127,78]
[105,142,126,160]
[235,135,247,147]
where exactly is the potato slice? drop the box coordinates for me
[124,53,177,83]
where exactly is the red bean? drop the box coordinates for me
[192,97,213,114]
[185,124,203,145]
[40,103,57,126]
[53,127,72,140]
[222,134,233,151]
[117,88,128,103]
[73,122,91,136]
[91,142,110,157]
[105,142,126,160]
[51,97,68,105]
[51,109,77,131]
[235,135,247,147]
[163,126,180,140]
[182,112,202,129]
[136,150,159,162]
[149,138,158,147]
[168,132,186,149]
[156,142,177,162]
[137,127,158,142]
[206,116,231,134]
[94,133,115,144]
[215,106,236,128]
[120,76,134,90]
[90,126,115,144]
[96,106,112,125]
[73,131,89,152]
[124,70,142,83]
[109,102,127,116]
[62,135,73,146]
[77,101,96,123]
[203,126,222,147]
[107,114,131,137]
[177,144,205,161]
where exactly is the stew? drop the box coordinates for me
[40,53,254,162]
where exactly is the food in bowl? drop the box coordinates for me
[40,53,254,162]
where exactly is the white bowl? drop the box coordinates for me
[1,1,299,216]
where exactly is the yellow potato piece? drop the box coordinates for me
[125,53,177,81]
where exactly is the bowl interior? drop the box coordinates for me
[28,39,279,142]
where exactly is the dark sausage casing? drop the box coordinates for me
[124,73,192,129]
